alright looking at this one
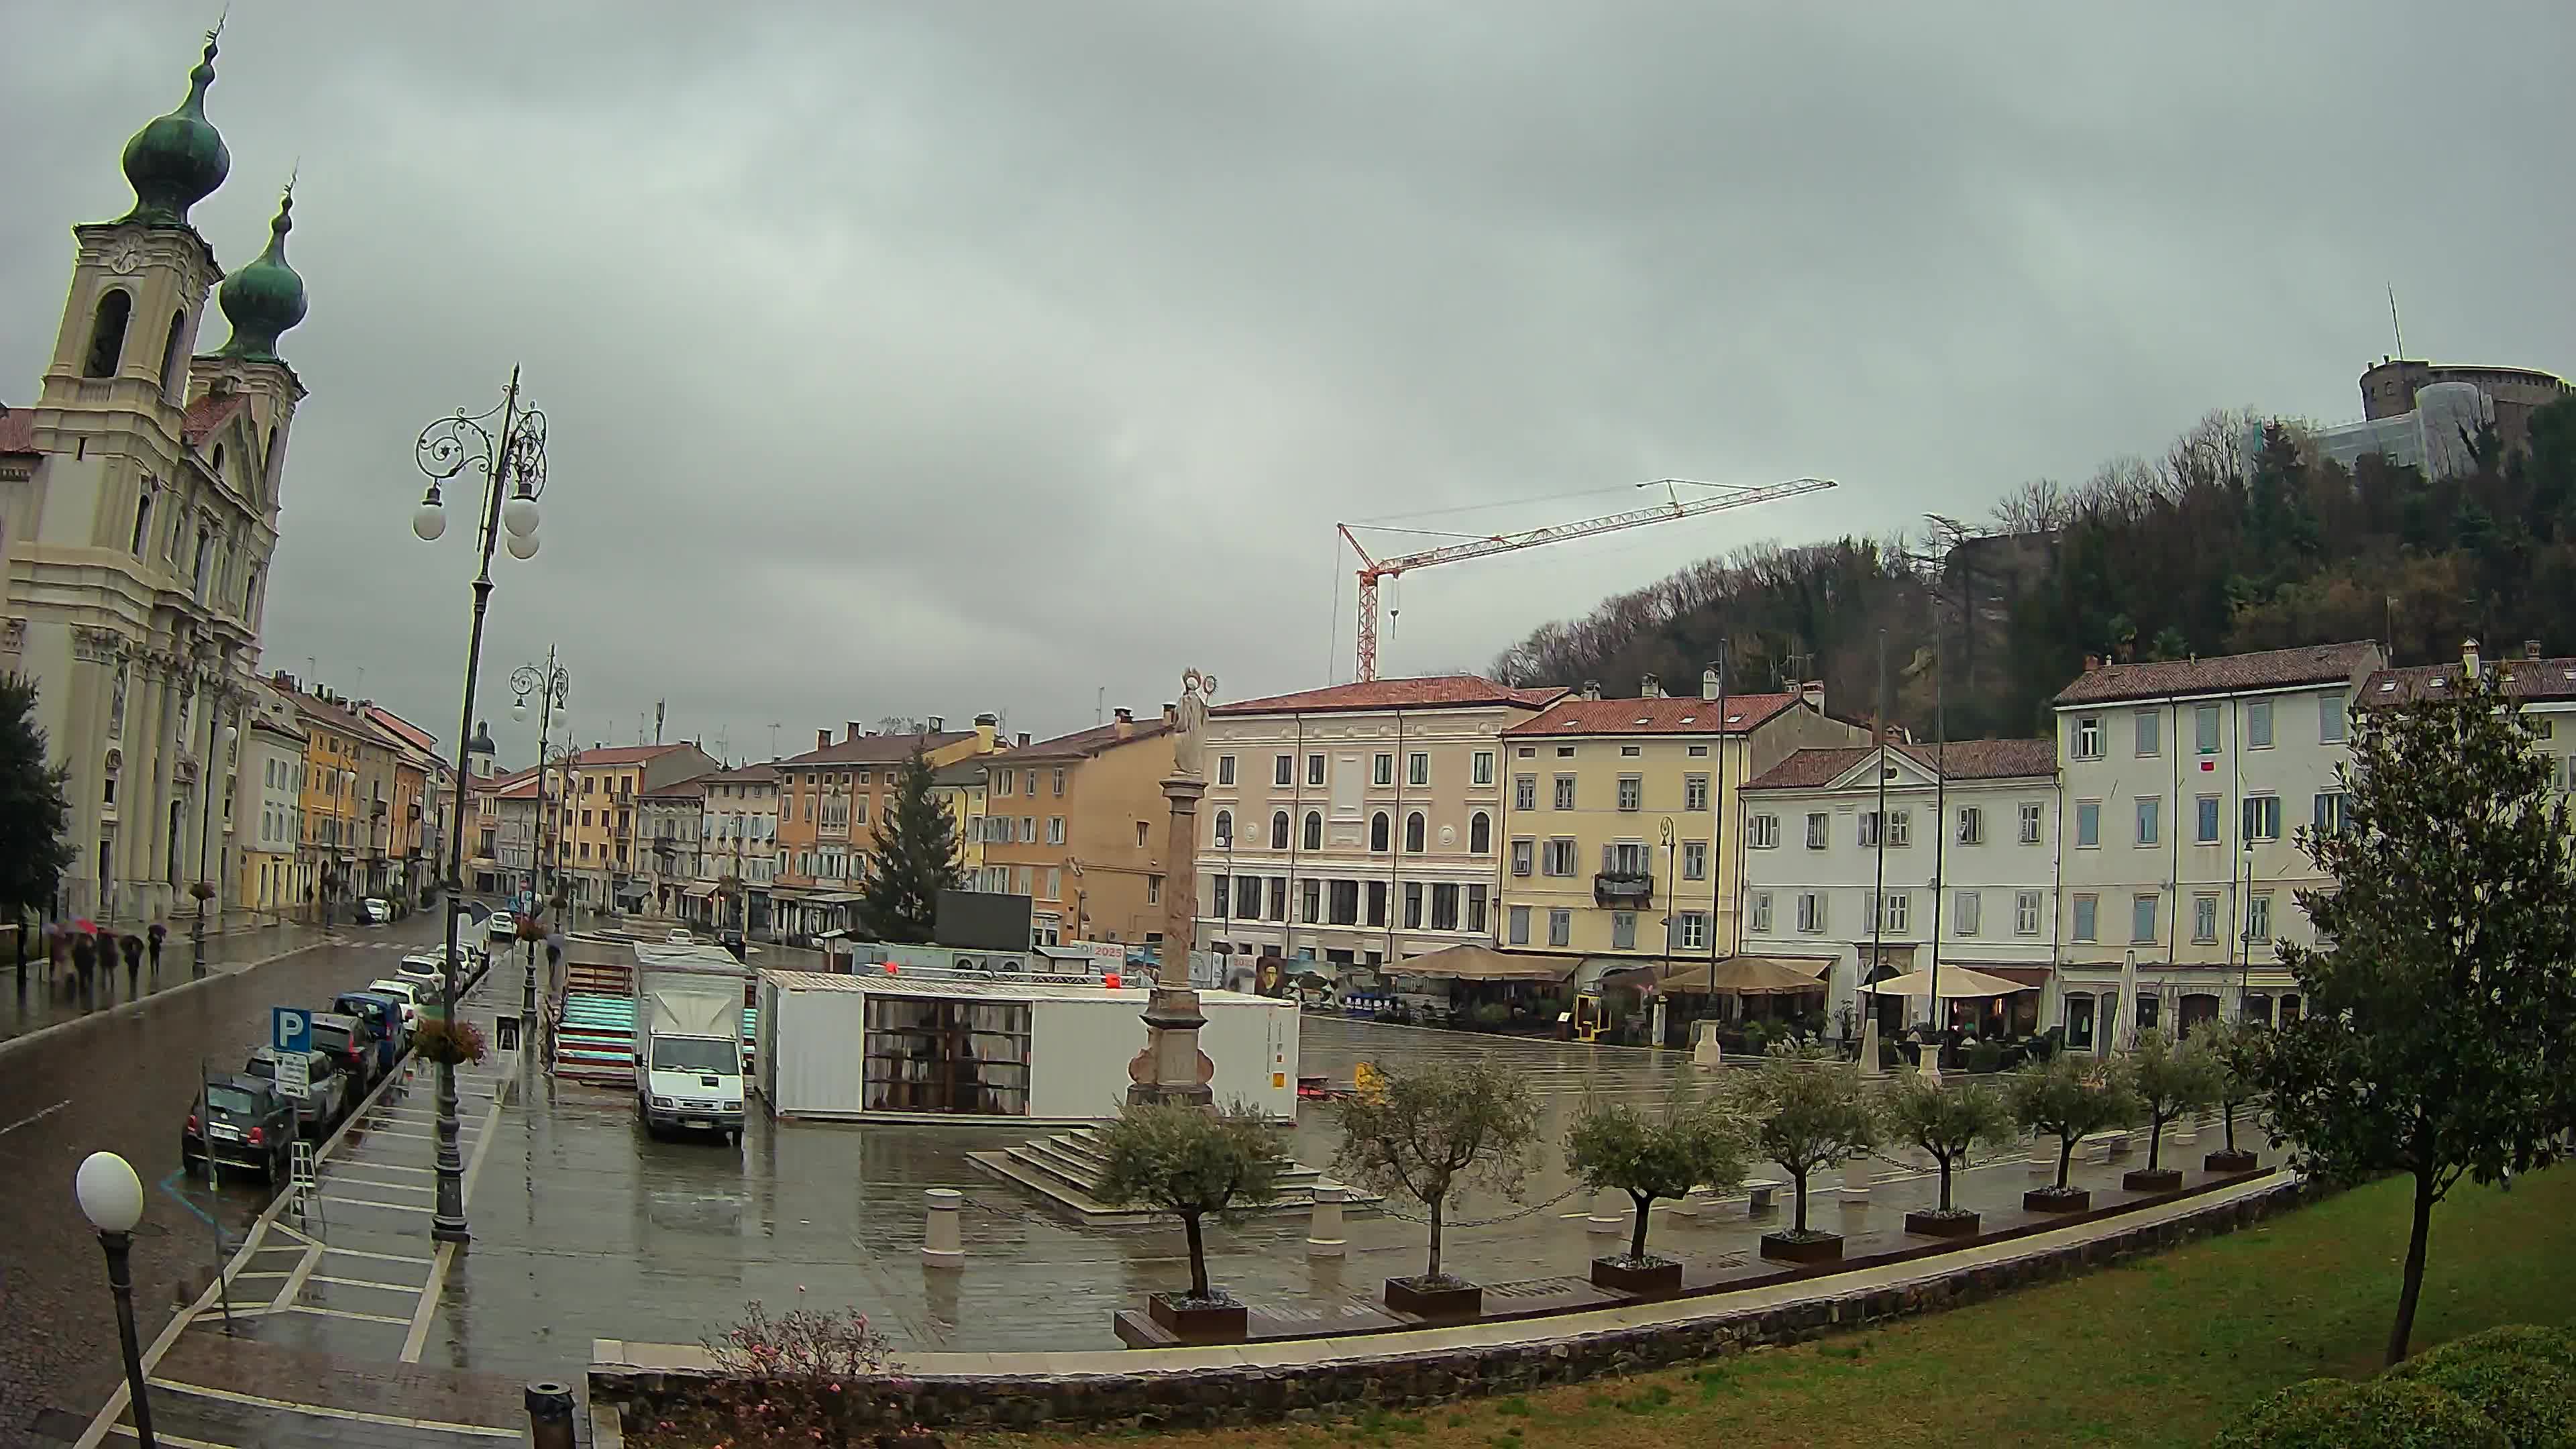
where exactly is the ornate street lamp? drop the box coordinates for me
[76,1150,156,1447]
[412,368,549,1244]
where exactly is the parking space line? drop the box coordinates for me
[321,1244,434,1265]
[144,1379,520,1437]
[400,1079,507,1363]
[311,1274,421,1293]
[323,1172,435,1193]
[323,1159,432,1175]
[271,1243,324,1312]
[109,1424,236,1449]
[318,1195,433,1213]
[281,1303,413,1325]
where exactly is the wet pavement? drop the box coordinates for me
[0,916,333,1045]
[0,912,451,1442]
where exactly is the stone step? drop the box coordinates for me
[967,1136,1380,1225]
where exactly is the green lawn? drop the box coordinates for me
[978,1165,2576,1449]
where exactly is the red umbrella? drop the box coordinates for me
[74,918,97,934]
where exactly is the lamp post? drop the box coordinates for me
[76,1150,156,1448]
[413,368,549,1244]
[511,651,570,909]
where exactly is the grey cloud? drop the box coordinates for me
[5,1,2568,770]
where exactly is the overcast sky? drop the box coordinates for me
[6,3,2569,766]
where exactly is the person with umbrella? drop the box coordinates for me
[70,925,96,1003]
[119,932,144,998]
[147,920,166,982]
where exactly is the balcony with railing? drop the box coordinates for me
[1593,871,1654,907]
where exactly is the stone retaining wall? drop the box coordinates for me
[593,1177,2316,1436]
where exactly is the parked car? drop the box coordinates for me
[181,1073,297,1181]
[486,911,517,945]
[366,978,425,1032]
[396,953,449,994]
[244,1046,351,1138]
[665,927,694,945]
[358,896,394,925]
[333,990,411,1067]
[307,1012,376,1092]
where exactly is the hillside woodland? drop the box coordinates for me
[1493,398,2576,740]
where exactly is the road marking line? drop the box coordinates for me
[400,1073,509,1363]
[0,1097,70,1136]
[321,1244,434,1265]
[318,1195,433,1213]
[271,1242,324,1313]
[311,1273,422,1293]
[109,1424,236,1448]
[281,1303,413,1325]
[322,1159,433,1175]
[144,1379,519,1436]
[322,1173,435,1193]
[228,1271,292,1281]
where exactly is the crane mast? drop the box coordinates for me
[1339,476,1837,682]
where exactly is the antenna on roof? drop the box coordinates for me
[2387,284,2404,359]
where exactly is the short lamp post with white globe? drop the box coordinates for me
[411,368,549,1246]
[76,1150,157,1448]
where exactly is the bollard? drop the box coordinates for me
[1841,1156,1872,1199]
[525,1381,576,1449]
[2174,1112,2200,1148]
[1585,1189,1624,1235]
[922,1187,964,1267]
[1305,1183,1346,1258]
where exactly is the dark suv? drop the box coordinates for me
[307,1012,376,1092]
[181,1073,297,1182]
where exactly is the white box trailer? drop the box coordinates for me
[755,969,1298,1123]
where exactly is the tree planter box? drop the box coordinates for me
[1589,1256,1684,1295]
[2123,1167,2184,1193]
[2024,1187,2091,1213]
[1383,1277,1482,1318]
[1144,1293,1248,1343]
[1758,1230,1844,1265]
[1903,1209,1982,1238]
[2204,1148,2260,1174]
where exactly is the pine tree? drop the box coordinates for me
[855,747,961,944]
[0,676,76,921]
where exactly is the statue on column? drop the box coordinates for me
[1171,668,1217,779]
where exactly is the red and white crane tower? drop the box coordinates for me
[1337,476,1836,682]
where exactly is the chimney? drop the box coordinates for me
[1582,679,1603,702]
[816,728,831,752]
[2526,639,2543,661]
[2462,637,2481,678]
[847,720,864,742]
[2083,653,2102,674]
[974,712,998,750]
[926,715,945,733]
[1016,732,1031,747]
[1640,672,1661,698]
[1800,680,1826,712]
[1701,667,1720,701]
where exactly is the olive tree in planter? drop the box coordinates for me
[1333,1058,1539,1318]
[1881,1071,2015,1238]
[2120,1028,2222,1191]
[1094,1100,1283,1342]
[2006,1053,2140,1213]
[1747,1043,1879,1265]
[2194,1017,2271,1173]
[1563,1083,1749,1295]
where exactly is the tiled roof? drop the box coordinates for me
[182,392,247,446]
[0,406,35,455]
[641,775,711,799]
[930,759,991,787]
[362,705,439,758]
[993,718,1173,761]
[696,763,781,785]
[1212,676,1566,716]
[566,743,694,767]
[776,731,974,767]
[2052,643,2383,706]
[2362,656,2576,706]
[1502,693,1800,737]
[1743,738,2057,792]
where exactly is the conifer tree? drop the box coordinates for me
[0,676,75,924]
[855,747,961,943]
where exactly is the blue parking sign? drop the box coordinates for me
[272,1006,311,1056]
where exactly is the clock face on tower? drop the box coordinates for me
[106,240,144,275]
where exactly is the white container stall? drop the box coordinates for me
[755,969,1297,1123]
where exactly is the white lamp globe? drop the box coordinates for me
[76,1150,144,1234]
[504,529,540,561]
[513,698,529,722]
[502,492,541,538]
[412,500,447,542]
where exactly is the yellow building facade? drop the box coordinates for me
[1496,676,1862,965]
[981,710,1177,947]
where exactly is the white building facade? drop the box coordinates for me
[696,763,781,934]
[2051,642,2384,1052]
[1191,676,1564,969]
[233,681,305,915]
[1737,739,2061,1038]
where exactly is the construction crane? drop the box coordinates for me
[1338,476,1837,682]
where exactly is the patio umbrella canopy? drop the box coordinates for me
[1394,944,1580,983]
[1864,965,2027,1000]
[1618,955,1830,996]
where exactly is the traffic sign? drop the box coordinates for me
[274,1051,309,1101]
[272,1006,311,1055]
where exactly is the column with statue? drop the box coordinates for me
[1127,668,1218,1110]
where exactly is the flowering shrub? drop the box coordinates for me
[628,1300,912,1448]
[413,1016,487,1067]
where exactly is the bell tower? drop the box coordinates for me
[34,28,230,474]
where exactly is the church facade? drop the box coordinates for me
[0,30,312,924]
